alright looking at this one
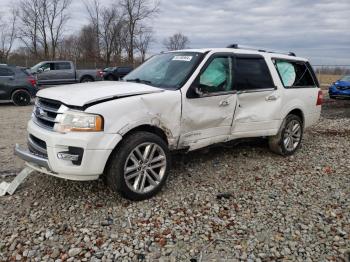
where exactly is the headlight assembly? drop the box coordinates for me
[54,111,103,133]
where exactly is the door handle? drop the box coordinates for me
[265,94,279,101]
[219,100,230,107]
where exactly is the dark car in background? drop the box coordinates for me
[329,75,350,99]
[0,65,38,106]
[103,66,133,81]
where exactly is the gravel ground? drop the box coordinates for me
[0,98,349,262]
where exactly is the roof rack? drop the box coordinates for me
[227,44,296,56]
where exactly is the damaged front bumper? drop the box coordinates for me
[13,119,123,181]
[14,144,50,169]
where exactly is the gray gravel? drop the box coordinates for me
[0,98,349,261]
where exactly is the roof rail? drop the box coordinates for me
[227,44,296,56]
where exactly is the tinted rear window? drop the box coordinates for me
[0,67,14,76]
[55,62,71,70]
[274,59,317,88]
[117,67,132,73]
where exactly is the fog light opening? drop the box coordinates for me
[57,152,79,161]
[57,147,84,165]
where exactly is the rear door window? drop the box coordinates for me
[0,68,15,76]
[234,57,274,91]
[55,62,71,70]
[274,60,316,88]
[118,67,131,73]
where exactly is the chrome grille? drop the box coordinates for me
[33,98,62,130]
[28,134,48,159]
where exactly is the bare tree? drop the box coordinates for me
[84,0,101,61]
[46,0,72,59]
[163,32,190,51]
[120,0,159,64]
[18,0,40,57]
[19,0,71,60]
[0,8,19,62]
[135,26,154,63]
[85,0,126,66]
[77,25,99,64]
[100,6,125,66]
[57,35,80,62]
[112,21,128,65]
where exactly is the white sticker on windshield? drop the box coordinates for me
[172,56,193,62]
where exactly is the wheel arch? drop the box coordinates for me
[287,108,304,126]
[102,124,170,178]
[121,124,169,145]
[11,88,30,97]
[80,75,94,82]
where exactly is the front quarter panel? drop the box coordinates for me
[85,90,182,149]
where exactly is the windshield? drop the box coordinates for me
[124,52,203,89]
[30,62,45,72]
[340,75,350,82]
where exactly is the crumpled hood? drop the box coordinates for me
[37,81,163,107]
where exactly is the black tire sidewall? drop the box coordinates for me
[81,77,93,83]
[12,90,31,106]
[106,131,171,200]
[279,115,303,156]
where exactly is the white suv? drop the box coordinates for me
[15,46,323,200]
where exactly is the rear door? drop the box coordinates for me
[231,55,282,137]
[180,54,237,150]
[273,59,321,128]
[0,67,15,100]
[53,62,75,84]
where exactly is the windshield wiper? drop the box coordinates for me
[126,78,153,85]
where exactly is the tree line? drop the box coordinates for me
[0,0,191,69]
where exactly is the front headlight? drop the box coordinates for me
[54,111,104,133]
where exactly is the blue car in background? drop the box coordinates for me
[329,75,350,99]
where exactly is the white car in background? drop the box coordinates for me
[15,45,322,200]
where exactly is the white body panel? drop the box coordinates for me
[38,81,163,107]
[20,48,321,180]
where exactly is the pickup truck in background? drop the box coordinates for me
[30,61,103,86]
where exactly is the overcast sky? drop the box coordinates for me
[2,0,350,65]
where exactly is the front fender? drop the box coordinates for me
[85,91,182,148]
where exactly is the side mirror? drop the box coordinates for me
[37,68,44,73]
[190,77,204,97]
[194,85,204,96]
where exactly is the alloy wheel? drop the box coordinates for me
[124,142,167,194]
[283,120,302,151]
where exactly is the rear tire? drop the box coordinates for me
[105,131,171,201]
[268,114,303,156]
[80,76,94,83]
[11,89,31,106]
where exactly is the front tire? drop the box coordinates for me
[12,89,31,106]
[268,114,303,156]
[105,131,171,200]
